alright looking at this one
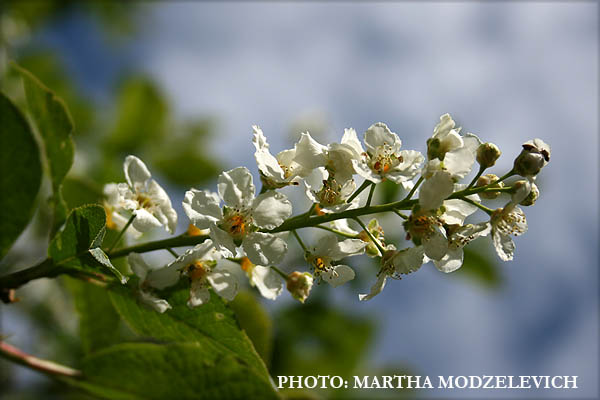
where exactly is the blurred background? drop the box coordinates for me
[0,2,597,399]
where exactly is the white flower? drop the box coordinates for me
[183,167,292,265]
[109,155,177,234]
[286,271,314,303]
[240,257,283,300]
[403,211,449,261]
[419,166,454,211]
[168,240,240,307]
[252,125,305,188]
[352,123,424,184]
[103,183,142,239]
[292,128,362,184]
[433,223,491,273]
[305,234,367,287]
[359,246,426,301]
[128,253,180,313]
[490,204,528,261]
[356,218,395,258]
[441,184,481,225]
[303,167,357,213]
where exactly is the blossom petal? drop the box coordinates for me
[444,146,475,179]
[341,128,364,155]
[139,290,171,313]
[442,199,478,225]
[167,240,221,270]
[422,227,448,261]
[364,122,399,153]
[188,281,211,307]
[132,208,162,232]
[251,265,283,300]
[493,230,515,261]
[128,253,150,281]
[419,171,454,211]
[253,125,286,182]
[183,189,223,230]
[243,232,287,265]
[433,248,464,273]
[330,238,367,260]
[322,264,355,287]
[207,270,239,301]
[391,246,426,275]
[209,225,237,258]
[358,273,387,301]
[327,142,360,183]
[147,179,177,233]
[217,167,255,208]
[352,159,381,183]
[147,265,181,290]
[124,155,151,188]
[386,150,424,183]
[292,132,328,171]
[252,191,292,229]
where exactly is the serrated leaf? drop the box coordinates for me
[109,284,271,382]
[12,63,75,235]
[0,92,42,260]
[65,277,121,355]
[48,204,123,281]
[74,342,279,400]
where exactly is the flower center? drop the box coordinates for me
[135,193,153,209]
[186,261,209,281]
[221,208,253,241]
[492,208,527,236]
[314,178,343,206]
[368,144,402,175]
[404,213,441,243]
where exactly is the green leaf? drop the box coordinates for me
[74,342,279,400]
[12,63,75,235]
[0,92,42,260]
[229,290,273,367]
[109,284,270,382]
[48,204,124,282]
[65,277,122,354]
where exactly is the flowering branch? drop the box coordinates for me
[0,341,82,379]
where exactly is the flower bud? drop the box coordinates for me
[476,142,501,168]
[519,182,539,206]
[511,180,532,204]
[286,271,313,303]
[476,173,504,199]
[513,138,551,177]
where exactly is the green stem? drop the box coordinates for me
[347,180,372,203]
[291,230,308,253]
[353,217,385,256]
[108,234,209,259]
[493,169,515,185]
[366,182,376,207]
[402,176,423,201]
[0,259,62,292]
[314,225,357,238]
[459,196,494,215]
[270,265,289,280]
[467,165,486,189]
[393,209,408,219]
[107,214,136,253]
[0,341,82,378]
[166,248,180,258]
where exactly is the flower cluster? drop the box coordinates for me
[104,113,550,311]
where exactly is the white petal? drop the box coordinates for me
[327,142,360,183]
[330,219,360,236]
[111,212,142,239]
[243,232,288,265]
[364,122,399,153]
[128,253,150,281]
[330,238,367,260]
[188,281,211,307]
[322,264,355,288]
[386,150,424,183]
[132,208,162,232]
[493,230,515,261]
[207,270,239,301]
[352,159,382,183]
[391,246,426,275]
[292,132,328,171]
[146,265,181,290]
[209,225,237,258]
[422,227,448,261]
[183,189,223,230]
[104,183,121,207]
[444,146,475,179]
[139,291,171,313]
[341,128,364,155]
[252,191,292,229]
[442,199,478,225]
[124,155,151,188]
[463,133,482,155]
[419,171,454,211]
[432,113,456,138]
[313,234,340,255]
[251,265,283,300]
[358,273,387,301]
[147,180,177,234]
[167,240,221,270]
[253,126,286,182]
[217,167,255,208]
[433,248,464,273]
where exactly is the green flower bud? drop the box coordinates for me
[519,182,539,206]
[476,173,504,199]
[476,142,501,168]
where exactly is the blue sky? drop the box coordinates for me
[6,2,599,398]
